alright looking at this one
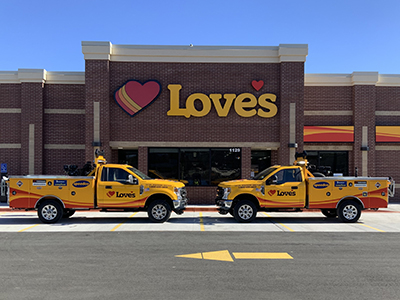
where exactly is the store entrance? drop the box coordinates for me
[306,151,348,176]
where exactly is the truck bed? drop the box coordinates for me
[8,175,96,209]
[307,177,390,209]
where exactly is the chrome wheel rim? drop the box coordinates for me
[238,204,254,220]
[342,205,358,220]
[42,204,58,221]
[152,204,167,220]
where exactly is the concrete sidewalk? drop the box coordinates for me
[2,201,400,212]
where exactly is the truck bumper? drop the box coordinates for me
[215,198,233,214]
[173,198,188,214]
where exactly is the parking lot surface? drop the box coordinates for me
[1,204,400,232]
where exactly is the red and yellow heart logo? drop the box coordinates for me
[251,80,264,91]
[268,190,276,197]
[114,80,161,116]
[107,191,115,198]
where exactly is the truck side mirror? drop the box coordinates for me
[266,175,278,185]
[127,175,138,185]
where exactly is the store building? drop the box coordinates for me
[0,41,399,203]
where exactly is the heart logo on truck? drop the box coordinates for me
[114,80,161,117]
[107,191,115,198]
[268,190,276,196]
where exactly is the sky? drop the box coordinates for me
[1,0,399,74]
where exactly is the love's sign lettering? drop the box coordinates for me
[167,84,278,118]
[114,79,278,118]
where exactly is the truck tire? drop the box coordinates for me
[38,200,63,224]
[337,200,361,223]
[233,200,257,223]
[148,200,172,223]
[321,209,337,218]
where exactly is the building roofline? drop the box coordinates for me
[81,41,308,63]
[305,72,400,87]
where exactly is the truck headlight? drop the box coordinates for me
[222,188,231,200]
[174,187,187,200]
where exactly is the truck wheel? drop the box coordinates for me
[337,201,361,223]
[321,209,337,218]
[38,200,63,224]
[62,209,76,218]
[148,200,172,223]
[233,200,257,223]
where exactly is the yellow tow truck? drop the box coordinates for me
[216,152,395,223]
[7,150,187,223]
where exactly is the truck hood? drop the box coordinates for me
[218,179,261,188]
[143,178,185,188]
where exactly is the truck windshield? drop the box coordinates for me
[127,167,152,180]
[254,167,278,180]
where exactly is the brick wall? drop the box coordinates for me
[42,84,86,174]
[375,149,400,202]
[107,62,282,144]
[85,60,111,161]
[304,86,353,110]
[0,82,86,175]
[375,86,400,202]
[186,186,216,205]
[352,85,376,176]
[0,84,21,174]
[279,62,305,164]
[20,82,44,174]
[43,149,86,175]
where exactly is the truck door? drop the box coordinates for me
[97,167,140,208]
[263,168,306,208]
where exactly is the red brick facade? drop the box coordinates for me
[1,43,399,203]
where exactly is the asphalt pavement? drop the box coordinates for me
[1,201,400,300]
[1,232,400,300]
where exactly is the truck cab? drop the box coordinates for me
[95,163,187,221]
[216,165,309,222]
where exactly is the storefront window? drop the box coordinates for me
[251,150,271,177]
[211,149,241,185]
[118,150,138,168]
[181,149,210,186]
[147,148,242,186]
[307,151,348,176]
[148,148,179,180]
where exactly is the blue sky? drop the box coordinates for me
[1,0,399,74]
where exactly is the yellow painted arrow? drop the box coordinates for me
[233,252,293,259]
[176,250,233,262]
[175,250,293,262]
